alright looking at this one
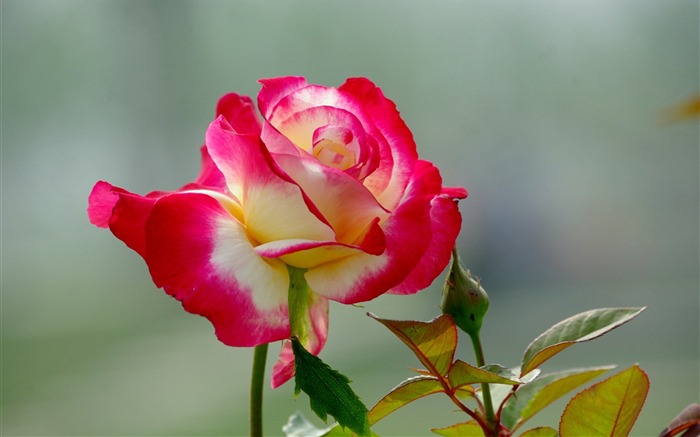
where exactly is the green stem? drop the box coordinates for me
[469,332,497,435]
[250,343,269,437]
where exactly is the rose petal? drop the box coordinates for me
[274,153,389,247]
[339,77,418,210]
[390,195,465,294]
[88,181,122,228]
[257,76,309,120]
[145,192,290,347]
[88,181,165,258]
[303,161,445,304]
[275,105,364,153]
[216,92,262,135]
[205,117,336,245]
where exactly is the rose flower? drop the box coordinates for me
[88,76,467,387]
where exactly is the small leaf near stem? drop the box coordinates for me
[368,313,457,376]
[250,343,269,437]
[291,337,371,436]
[369,313,490,431]
[368,376,443,425]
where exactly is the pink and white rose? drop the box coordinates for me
[88,76,467,387]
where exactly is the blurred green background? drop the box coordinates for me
[2,1,698,436]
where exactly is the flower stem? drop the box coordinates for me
[469,332,497,435]
[250,343,269,437]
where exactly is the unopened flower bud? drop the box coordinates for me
[441,248,489,337]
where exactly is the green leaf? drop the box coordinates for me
[432,421,485,436]
[448,360,521,389]
[367,376,444,425]
[559,364,649,437]
[501,366,615,430]
[369,313,457,376]
[292,338,371,436]
[455,385,477,401]
[521,307,645,375]
[518,427,558,437]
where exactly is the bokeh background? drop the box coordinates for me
[2,1,698,436]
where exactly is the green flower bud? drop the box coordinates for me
[441,248,489,337]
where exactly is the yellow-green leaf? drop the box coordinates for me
[369,313,457,376]
[559,364,649,437]
[367,376,444,425]
[521,307,645,375]
[448,360,521,389]
[518,427,558,437]
[432,420,485,436]
[455,385,477,401]
[501,366,615,430]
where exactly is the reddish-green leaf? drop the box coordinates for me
[369,313,457,376]
[559,364,649,437]
[518,427,558,437]
[659,403,700,437]
[367,376,444,425]
[432,421,485,436]
[521,307,645,375]
[455,385,477,401]
[501,366,615,430]
[448,360,521,389]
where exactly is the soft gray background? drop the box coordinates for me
[2,1,698,436]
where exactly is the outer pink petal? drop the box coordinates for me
[389,193,465,295]
[303,162,449,304]
[389,163,467,294]
[271,295,329,388]
[215,93,262,135]
[145,192,290,347]
[339,77,418,210]
[443,186,469,199]
[258,76,309,119]
[88,181,162,258]
[88,181,121,228]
